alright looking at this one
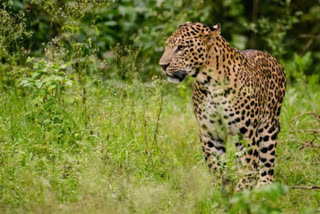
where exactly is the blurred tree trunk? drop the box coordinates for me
[248,0,259,49]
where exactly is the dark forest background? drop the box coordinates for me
[1,0,320,84]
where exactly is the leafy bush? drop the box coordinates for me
[230,183,288,214]
[19,57,73,97]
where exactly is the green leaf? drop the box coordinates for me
[47,84,57,91]
[32,72,41,79]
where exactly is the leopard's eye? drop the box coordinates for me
[176,45,184,52]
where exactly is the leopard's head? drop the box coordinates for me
[159,22,221,83]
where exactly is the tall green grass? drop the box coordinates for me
[0,78,319,213]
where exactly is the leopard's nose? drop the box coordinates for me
[160,63,170,71]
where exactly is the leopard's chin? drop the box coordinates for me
[167,76,182,84]
[166,70,187,84]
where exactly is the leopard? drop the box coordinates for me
[159,22,286,190]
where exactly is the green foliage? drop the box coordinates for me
[284,51,320,88]
[246,9,302,58]
[0,2,31,87]
[3,0,319,81]
[17,59,78,150]
[230,183,288,214]
[285,52,313,83]
[0,3,31,53]
[19,57,73,97]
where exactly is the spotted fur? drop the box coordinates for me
[159,22,286,190]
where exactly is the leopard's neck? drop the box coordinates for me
[195,35,247,85]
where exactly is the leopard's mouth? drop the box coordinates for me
[166,70,187,83]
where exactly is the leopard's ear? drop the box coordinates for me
[209,23,221,36]
[211,23,221,31]
[203,23,221,44]
[178,22,192,29]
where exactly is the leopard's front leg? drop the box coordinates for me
[257,121,280,187]
[201,136,227,188]
[236,135,260,191]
